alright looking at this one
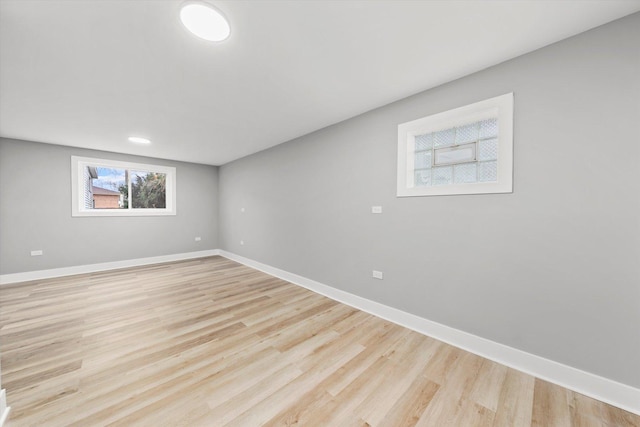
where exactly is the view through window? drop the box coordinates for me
[72,157,175,216]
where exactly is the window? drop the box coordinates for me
[71,156,176,216]
[397,93,513,197]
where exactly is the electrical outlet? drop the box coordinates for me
[195,236,201,241]
[240,240,244,245]
[30,250,43,256]
[372,270,383,279]
[240,207,245,213]
[371,206,382,214]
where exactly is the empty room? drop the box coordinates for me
[0,0,639,426]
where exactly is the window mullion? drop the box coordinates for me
[127,169,132,210]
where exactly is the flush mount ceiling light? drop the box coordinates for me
[180,2,230,42]
[128,136,151,144]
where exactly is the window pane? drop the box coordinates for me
[414,151,432,169]
[131,171,167,209]
[433,128,455,147]
[478,161,498,182]
[478,138,498,161]
[84,166,126,209]
[432,166,453,185]
[454,163,477,183]
[434,143,476,166]
[455,123,479,144]
[479,118,498,139]
[415,133,433,151]
[414,170,431,187]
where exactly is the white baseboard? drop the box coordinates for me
[0,389,10,427]
[218,250,640,416]
[0,249,220,285]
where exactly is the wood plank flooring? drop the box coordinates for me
[0,256,637,426]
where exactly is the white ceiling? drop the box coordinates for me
[1,0,639,166]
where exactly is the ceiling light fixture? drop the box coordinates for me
[180,2,230,42]
[128,136,151,144]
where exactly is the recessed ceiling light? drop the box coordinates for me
[180,2,230,42]
[128,136,151,144]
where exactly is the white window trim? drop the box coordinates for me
[397,93,513,197]
[71,156,177,217]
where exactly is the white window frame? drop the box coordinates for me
[71,156,177,217]
[397,93,513,197]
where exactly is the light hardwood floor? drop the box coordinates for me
[0,256,637,426]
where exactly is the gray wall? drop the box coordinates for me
[219,13,640,387]
[0,138,219,274]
